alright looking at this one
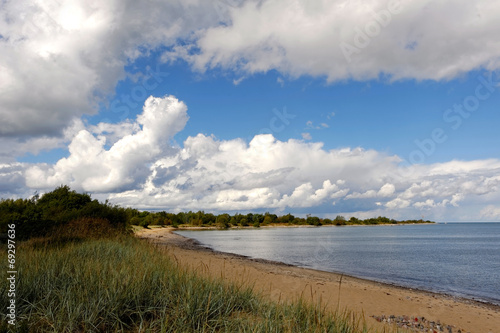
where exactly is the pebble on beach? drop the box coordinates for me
[371,314,470,333]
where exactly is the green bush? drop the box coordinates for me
[0,186,132,240]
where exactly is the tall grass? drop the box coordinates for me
[1,235,370,332]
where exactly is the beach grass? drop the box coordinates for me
[1,234,372,332]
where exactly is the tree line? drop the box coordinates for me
[0,186,433,239]
[130,211,432,229]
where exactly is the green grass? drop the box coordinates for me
[1,236,370,332]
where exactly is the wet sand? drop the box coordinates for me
[136,227,499,333]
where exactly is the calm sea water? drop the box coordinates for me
[176,223,500,305]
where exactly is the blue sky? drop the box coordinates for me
[1,0,500,221]
[100,57,500,164]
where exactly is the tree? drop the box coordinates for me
[229,216,238,226]
[306,216,321,226]
[201,212,216,225]
[334,215,346,225]
[278,213,294,224]
[262,215,274,225]
[216,214,230,229]
[348,216,359,224]
[322,218,333,225]
[0,186,131,240]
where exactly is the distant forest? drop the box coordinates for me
[0,186,433,240]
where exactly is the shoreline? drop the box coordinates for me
[172,223,498,306]
[136,227,500,333]
[174,227,500,309]
[164,221,437,231]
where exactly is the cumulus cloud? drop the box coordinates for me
[3,0,500,161]
[378,183,396,197]
[107,127,500,221]
[384,163,500,216]
[169,0,500,82]
[0,0,232,147]
[0,119,85,163]
[25,95,188,192]
[1,93,499,220]
[345,190,377,200]
[110,131,396,211]
[2,1,500,222]
[346,183,395,199]
[278,180,348,209]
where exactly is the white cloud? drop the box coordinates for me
[378,183,395,197]
[413,199,436,209]
[0,0,232,154]
[69,96,499,221]
[346,183,395,199]
[385,198,411,210]
[480,205,500,221]
[306,120,329,130]
[0,119,85,163]
[345,190,377,199]
[90,121,140,147]
[25,95,188,192]
[3,0,500,162]
[171,0,500,82]
[2,1,500,222]
[106,125,405,211]
[278,180,344,209]
[232,76,246,85]
[1,91,500,221]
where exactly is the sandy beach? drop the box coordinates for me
[136,227,499,333]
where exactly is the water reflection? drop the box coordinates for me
[176,223,500,304]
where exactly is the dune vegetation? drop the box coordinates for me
[0,186,375,332]
[1,233,373,332]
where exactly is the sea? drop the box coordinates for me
[176,223,500,305]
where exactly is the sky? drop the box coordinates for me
[1,0,500,222]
